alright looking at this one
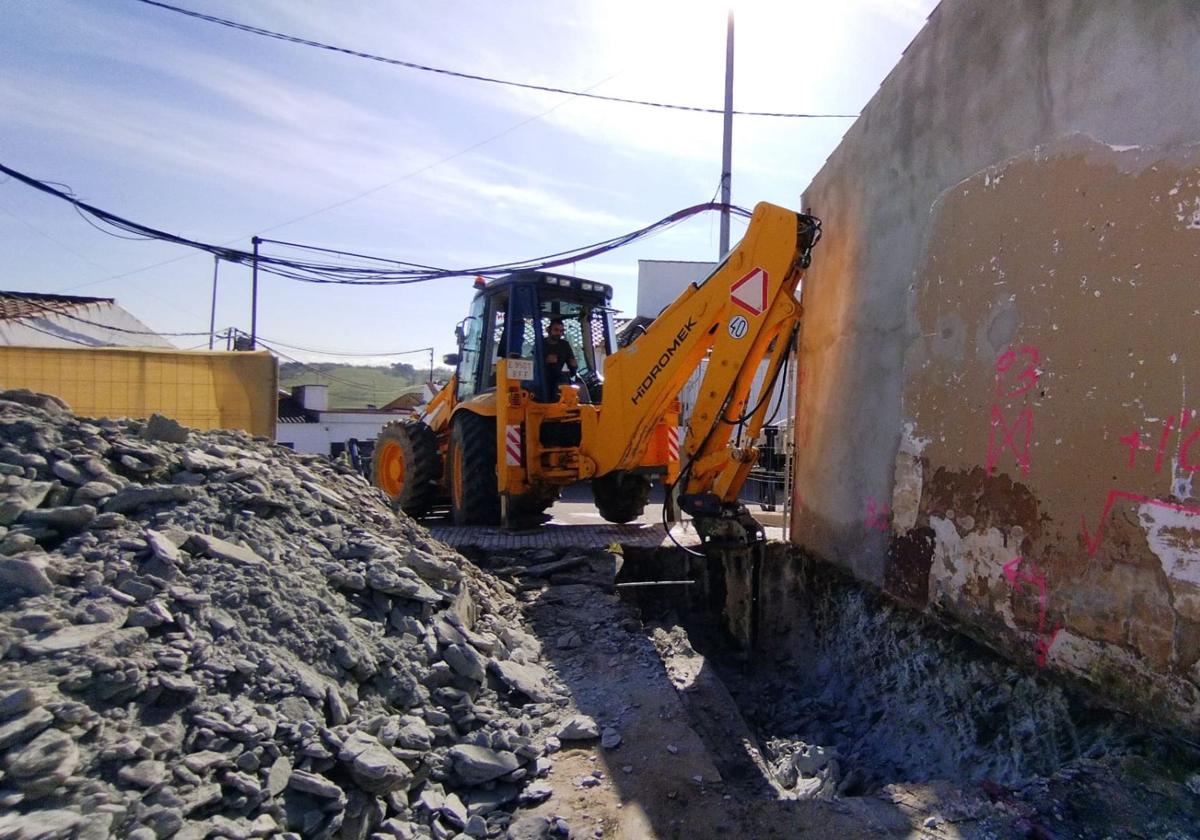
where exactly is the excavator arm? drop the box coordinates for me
[590,202,821,533]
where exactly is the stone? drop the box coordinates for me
[145,529,183,565]
[73,481,118,505]
[0,809,84,839]
[0,389,69,414]
[447,745,520,786]
[5,727,80,787]
[0,686,40,718]
[180,748,229,772]
[19,503,96,532]
[441,791,468,827]
[143,807,184,838]
[20,620,122,656]
[444,643,487,683]
[403,548,464,582]
[266,756,292,797]
[103,485,199,514]
[51,460,85,485]
[489,659,559,703]
[506,815,551,840]
[326,685,350,726]
[600,728,622,750]
[338,731,413,795]
[395,717,433,751]
[288,769,343,799]
[119,759,168,788]
[185,533,267,567]
[0,480,52,526]
[556,715,600,740]
[0,707,54,750]
[0,554,54,595]
[143,413,190,444]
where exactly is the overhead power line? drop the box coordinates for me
[0,160,750,287]
[254,335,437,358]
[133,0,859,119]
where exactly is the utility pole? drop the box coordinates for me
[208,256,219,350]
[250,236,261,349]
[719,9,735,258]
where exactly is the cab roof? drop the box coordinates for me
[477,270,613,301]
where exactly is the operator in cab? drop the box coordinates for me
[543,317,577,399]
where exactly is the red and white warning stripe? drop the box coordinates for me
[666,426,680,463]
[505,425,522,466]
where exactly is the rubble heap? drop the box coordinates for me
[0,391,583,839]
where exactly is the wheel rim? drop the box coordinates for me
[378,441,405,497]
[450,442,464,512]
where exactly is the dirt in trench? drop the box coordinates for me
[472,545,1200,840]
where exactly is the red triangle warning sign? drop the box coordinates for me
[731,267,768,316]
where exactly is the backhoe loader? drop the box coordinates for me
[372,201,821,541]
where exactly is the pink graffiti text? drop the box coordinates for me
[1002,556,1061,667]
[987,346,1040,476]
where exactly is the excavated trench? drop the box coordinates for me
[617,543,1198,817]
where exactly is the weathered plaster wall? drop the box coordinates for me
[793,1,1200,726]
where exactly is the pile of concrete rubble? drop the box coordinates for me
[0,390,595,840]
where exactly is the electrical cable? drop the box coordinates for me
[253,335,435,358]
[0,161,748,286]
[258,337,405,391]
[133,0,860,119]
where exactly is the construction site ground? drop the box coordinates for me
[443,485,1200,840]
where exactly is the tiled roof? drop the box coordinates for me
[0,292,113,322]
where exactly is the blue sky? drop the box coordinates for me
[1,0,937,365]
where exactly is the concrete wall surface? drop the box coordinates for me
[793,0,1200,726]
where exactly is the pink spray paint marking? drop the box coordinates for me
[1117,407,1200,473]
[993,346,1040,399]
[987,346,1040,476]
[863,496,891,533]
[1080,489,1200,556]
[1002,556,1062,667]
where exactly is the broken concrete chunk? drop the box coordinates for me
[338,730,413,794]
[444,643,488,683]
[555,715,600,741]
[20,620,123,656]
[103,484,199,514]
[186,533,267,567]
[142,413,190,444]
[0,480,53,526]
[145,528,183,565]
[288,769,343,799]
[489,659,559,703]
[447,745,520,786]
[0,554,54,595]
[0,706,54,750]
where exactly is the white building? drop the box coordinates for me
[0,292,172,348]
[275,384,416,468]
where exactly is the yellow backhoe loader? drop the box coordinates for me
[372,202,820,543]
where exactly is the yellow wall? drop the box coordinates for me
[0,346,277,437]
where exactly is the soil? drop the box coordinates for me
[477,559,1200,840]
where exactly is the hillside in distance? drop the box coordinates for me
[278,361,452,409]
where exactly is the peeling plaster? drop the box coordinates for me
[927,516,1015,628]
[892,422,930,532]
[1139,502,1200,587]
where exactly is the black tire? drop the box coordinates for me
[371,421,441,518]
[592,471,651,524]
[448,412,501,526]
[505,486,559,529]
